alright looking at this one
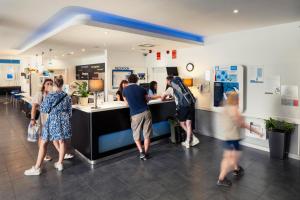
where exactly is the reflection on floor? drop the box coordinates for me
[0,99,300,200]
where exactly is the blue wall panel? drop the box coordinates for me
[98,121,170,153]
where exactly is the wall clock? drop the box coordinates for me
[186,63,194,72]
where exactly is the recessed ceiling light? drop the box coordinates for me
[62,54,65,57]
[131,47,135,50]
[233,9,239,14]
[81,48,86,52]
[104,31,108,35]
[70,51,74,55]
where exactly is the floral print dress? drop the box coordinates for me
[40,91,72,141]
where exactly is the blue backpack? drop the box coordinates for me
[171,77,196,108]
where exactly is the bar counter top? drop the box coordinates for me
[72,99,174,113]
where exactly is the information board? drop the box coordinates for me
[76,63,105,80]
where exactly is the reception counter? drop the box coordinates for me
[71,100,176,164]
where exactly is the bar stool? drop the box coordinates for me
[10,90,20,107]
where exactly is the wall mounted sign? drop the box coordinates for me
[115,67,130,70]
[264,75,280,95]
[172,50,177,59]
[156,52,161,60]
[76,63,105,80]
[281,85,299,107]
[215,65,238,82]
[249,66,264,84]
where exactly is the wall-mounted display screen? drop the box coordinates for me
[166,67,178,76]
[76,63,105,80]
[112,69,133,89]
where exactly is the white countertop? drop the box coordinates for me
[72,99,174,113]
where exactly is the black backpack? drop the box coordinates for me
[171,77,196,108]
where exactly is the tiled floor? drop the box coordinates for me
[0,100,300,200]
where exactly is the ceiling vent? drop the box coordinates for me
[138,44,155,48]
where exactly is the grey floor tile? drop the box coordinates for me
[0,103,300,200]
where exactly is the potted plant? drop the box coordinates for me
[72,81,89,106]
[265,118,295,159]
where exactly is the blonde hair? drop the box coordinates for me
[226,91,239,105]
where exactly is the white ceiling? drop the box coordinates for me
[21,25,198,57]
[1,0,300,55]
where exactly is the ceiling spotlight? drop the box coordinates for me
[62,54,65,57]
[233,9,239,14]
[70,51,74,55]
[104,31,108,35]
[81,48,86,52]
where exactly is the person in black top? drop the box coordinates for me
[116,80,128,101]
[148,81,161,100]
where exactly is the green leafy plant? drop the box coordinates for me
[72,81,89,97]
[265,118,295,134]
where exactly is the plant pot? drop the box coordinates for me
[268,131,290,160]
[79,97,89,106]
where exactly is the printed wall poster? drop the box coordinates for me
[281,85,299,107]
[244,118,266,140]
[264,75,280,95]
[215,65,238,82]
[249,66,264,83]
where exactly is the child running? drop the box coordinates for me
[217,91,263,187]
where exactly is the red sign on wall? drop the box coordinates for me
[294,100,299,107]
[157,52,161,60]
[172,50,177,59]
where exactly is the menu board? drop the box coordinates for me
[76,63,105,80]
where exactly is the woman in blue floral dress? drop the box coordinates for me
[25,75,72,175]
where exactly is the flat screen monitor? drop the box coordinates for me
[166,67,178,76]
[140,83,150,91]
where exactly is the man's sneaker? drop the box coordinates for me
[181,140,190,149]
[233,166,244,176]
[191,135,200,146]
[24,166,41,176]
[217,177,232,187]
[140,152,147,161]
[54,162,64,171]
[64,153,74,160]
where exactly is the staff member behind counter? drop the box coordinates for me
[116,80,128,101]
[147,81,161,100]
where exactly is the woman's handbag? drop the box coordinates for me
[27,123,39,142]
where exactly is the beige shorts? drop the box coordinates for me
[131,110,153,141]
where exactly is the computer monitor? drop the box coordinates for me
[166,67,178,76]
[139,83,150,91]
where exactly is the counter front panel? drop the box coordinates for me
[71,101,176,162]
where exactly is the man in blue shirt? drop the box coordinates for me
[123,74,152,160]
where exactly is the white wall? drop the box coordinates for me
[146,21,300,121]
[107,49,146,93]
[146,21,300,159]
